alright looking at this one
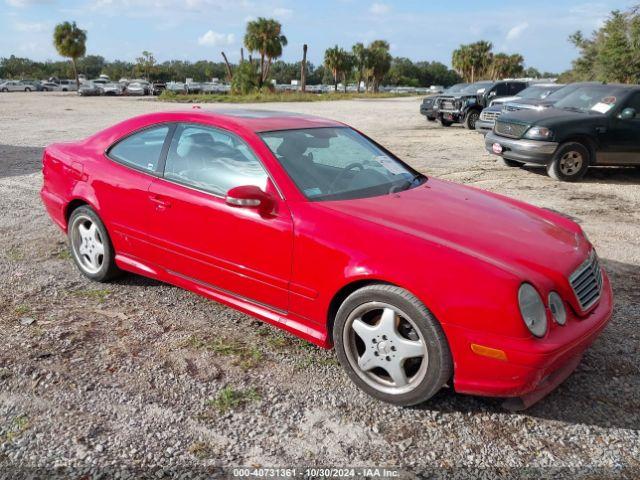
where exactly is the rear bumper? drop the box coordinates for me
[485,131,558,164]
[40,186,67,232]
[448,272,613,404]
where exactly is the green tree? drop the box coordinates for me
[243,17,288,87]
[135,51,156,80]
[53,21,87,88]
[452,41,494,82]
[365,40,392,92]
[324,45,350,91]
[351,42,367,92]
[231,60,259,94]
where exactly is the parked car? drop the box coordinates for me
[151,82,166,96]
[40,109,613,408]
[99,82,123,96]
[166,81,187,94]
[125,81,150,96]
[58,79,78,92]
[435,80,529,129]
[78,81,100,96]
[41,82,62,92]
[501,82,604,113]
[185,82,202,94]
[485,84,640,181]
[420,83,468,121]
[476,84,565,134]
[0,80,36,92]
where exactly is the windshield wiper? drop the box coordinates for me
[390,173,425,194]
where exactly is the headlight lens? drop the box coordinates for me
[518,283,548,337]
[524,126,553,140]
[548,292,567,325]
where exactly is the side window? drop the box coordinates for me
[509,82,526,95]
[108,126,169,172]
[492,83,508,96]
[622,93,640,116]
[164,124,268,196]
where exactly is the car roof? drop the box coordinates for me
[160,108,344,133]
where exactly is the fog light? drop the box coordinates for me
[471,343,508,361]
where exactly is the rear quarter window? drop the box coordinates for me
[107,126,169,172]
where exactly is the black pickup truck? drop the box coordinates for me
[420,83,468,121]
[485,83,640,181]
[436,80,528,129]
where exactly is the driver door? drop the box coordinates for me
[598,92,640,165]
[146,123,293,311]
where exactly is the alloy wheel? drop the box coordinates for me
[70,215,105,274]
[342,302,428,395]
[559,151,583,176]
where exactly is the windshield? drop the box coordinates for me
[446,83,468,93]
[518,85,560,99]
[553,86,621,114]
[460,81,493,94]
[260,127,425,201]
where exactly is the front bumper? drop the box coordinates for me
[485,131,558,164]
[446,271,613,405]
[475,119,494,135]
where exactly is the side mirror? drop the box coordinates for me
[488,91,497,98]
[225,185,274,213]
[619,107,636,120]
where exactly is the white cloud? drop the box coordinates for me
[14,21,47,32]
[197,30,235,47]
[506,22,528,41]
[6,0,51,6]
[369,2,389,15]
[273,7,293,19]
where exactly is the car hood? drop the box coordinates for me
[498,107,602,128]
[321,178,588,278]
[491,95,520,104]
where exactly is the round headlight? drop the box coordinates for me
[548,292,567,325]
[518,283,548,337]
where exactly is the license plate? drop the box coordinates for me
[492,143,503,154]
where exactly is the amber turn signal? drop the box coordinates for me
[470,343,508,361]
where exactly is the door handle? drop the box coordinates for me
[149,194,172,209]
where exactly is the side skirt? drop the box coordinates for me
[115,253,331,349]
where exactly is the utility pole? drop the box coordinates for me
[301,44,307,92]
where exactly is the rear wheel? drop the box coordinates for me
[502,158,523,168]
[464,110,480,130]
[547,142,590,182]
[68,206,121,282]
[1,88,7,92]
[334,284,452,406]
[24,87,32,92]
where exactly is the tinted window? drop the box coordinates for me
[108,126,169,172]
[492,83,509,96]
[622,92,640,114]
[508,82,526,95]
[260,127,423,201]
[554,86,623,114]
[164,124,268,196]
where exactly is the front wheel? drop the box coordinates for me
[24,87,32,92]
[439,118,453,127]
[547,142,590,182]
[464,110,480,130]
[68,205,121,282]
[333,284,452,406]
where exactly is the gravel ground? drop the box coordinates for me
[0,92,639,478]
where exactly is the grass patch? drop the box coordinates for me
[73,288,111,303]
[207,386,260,413]
[158,90,414,104]
[2,415,29,443]
[6,247,23,261]
[188,441,217,459]
[182,335,263,369]
[54,249,72,260]
[14,305,30,315]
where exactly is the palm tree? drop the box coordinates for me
[53,21,87,88]
[324,45,345,91]
[366,40,392,92]
[243,17,288,87]
[352,42,367,93]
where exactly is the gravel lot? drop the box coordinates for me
[1,92,639,478]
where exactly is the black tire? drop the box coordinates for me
[502,158,523,168]
[333,284,452,406]
[464,110,480,130]
[547,142,590,182]
[1,88,7,92]
[24,87,32,92]
[68,205,121,282]
[439,118,453,127]
[426,116,436,122]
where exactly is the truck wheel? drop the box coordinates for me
[464,110,480,130]
[547,142,590,182]
[333,284,452,406]
[439,119,453,127]
[502,158,522,168]
[426,116,436,122]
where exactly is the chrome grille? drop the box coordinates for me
[494,121,528,139]
[437,96,458,111]
[569,252,603,311]
[480,110,501,122]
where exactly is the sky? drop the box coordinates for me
[0,0,634,72]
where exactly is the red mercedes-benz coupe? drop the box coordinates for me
[40,109,613,408]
